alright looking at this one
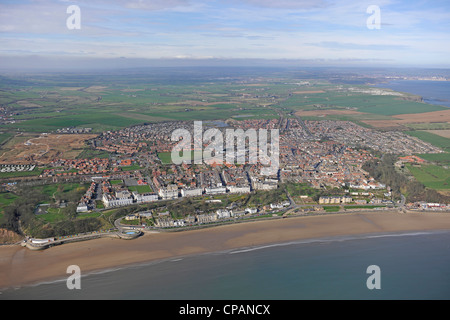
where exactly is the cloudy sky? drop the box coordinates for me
[0,0,449,70]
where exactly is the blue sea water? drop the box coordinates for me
[1,230,450,300]
[374,80,450,108]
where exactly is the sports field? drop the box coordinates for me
[128,185,153,193]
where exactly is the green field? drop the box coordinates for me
[1,71,446,140]
[0,73,292,134]
[285,182,321,202]
[128,185,152,193]
[0,132,13,145]
[282,91,446,116]
[38,207,67,223]
[157,152,173,164]
[121,164,141,171]
[406,164,450,190]
[0,192,18,212]
[417,153,450,165]
[405,131,450,152]
[33,183,89,200]
[76,148,111,159]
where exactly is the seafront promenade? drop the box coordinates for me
[23,228,142,250]
[20,203,450,251]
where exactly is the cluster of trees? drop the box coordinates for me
[1,188,46,236]
[244,187,287,207]
[167,198,223,219]
[35,218,103,238]
[362,154,449,203]
[285,182,347,202]
[0,184,103,238]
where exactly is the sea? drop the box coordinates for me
[1,230,450,300]
[373,79,450,108]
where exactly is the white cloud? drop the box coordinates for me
[0,0,448,67]
[231,0,327,9]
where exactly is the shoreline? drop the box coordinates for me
[1,210,450,291]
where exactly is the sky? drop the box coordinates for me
[0,0,449,70]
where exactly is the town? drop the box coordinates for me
[1,115,448,237]
[5,118,442,226]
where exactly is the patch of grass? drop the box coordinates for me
[38,207,66,223]
[158,152,173,164]
[323,205,341,212]
[406,163,450,190]
[76,148,111,159]
[128,185,152,193]
[95,200,104,209]
[0,132,13,145]
[0,192,18,210]
[417,153,450,165]
[286,182,320,198]
[121,164,141,171]
[8,112,146,133]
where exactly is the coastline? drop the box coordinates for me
[1,210,450,291]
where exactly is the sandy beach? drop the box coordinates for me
[1,210,450,290]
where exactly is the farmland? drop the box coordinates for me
[403,130,450,191]
[406,164,450,190]
[405,131,450,152]
[363,109,450,129]
[0,71,297,136]
[417,153,450,165]
[1,70,448,146]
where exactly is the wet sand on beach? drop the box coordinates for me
[1,211,450,290]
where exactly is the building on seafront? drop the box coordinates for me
[319,196,353,204]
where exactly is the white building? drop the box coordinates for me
[205,186,227,195]
[270,203,284,209]
[133,192,158,203]
[138,211,153,219]
[102,192,134,208]
[196,213,217,223]
[227,185,251,194]
[173,219,186,227]
[216,209,232,219]
[158,184,179,200]
[76,202,89,213]
[181,187,203,197]
[245,207,258,214]
[251,177,278,191]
